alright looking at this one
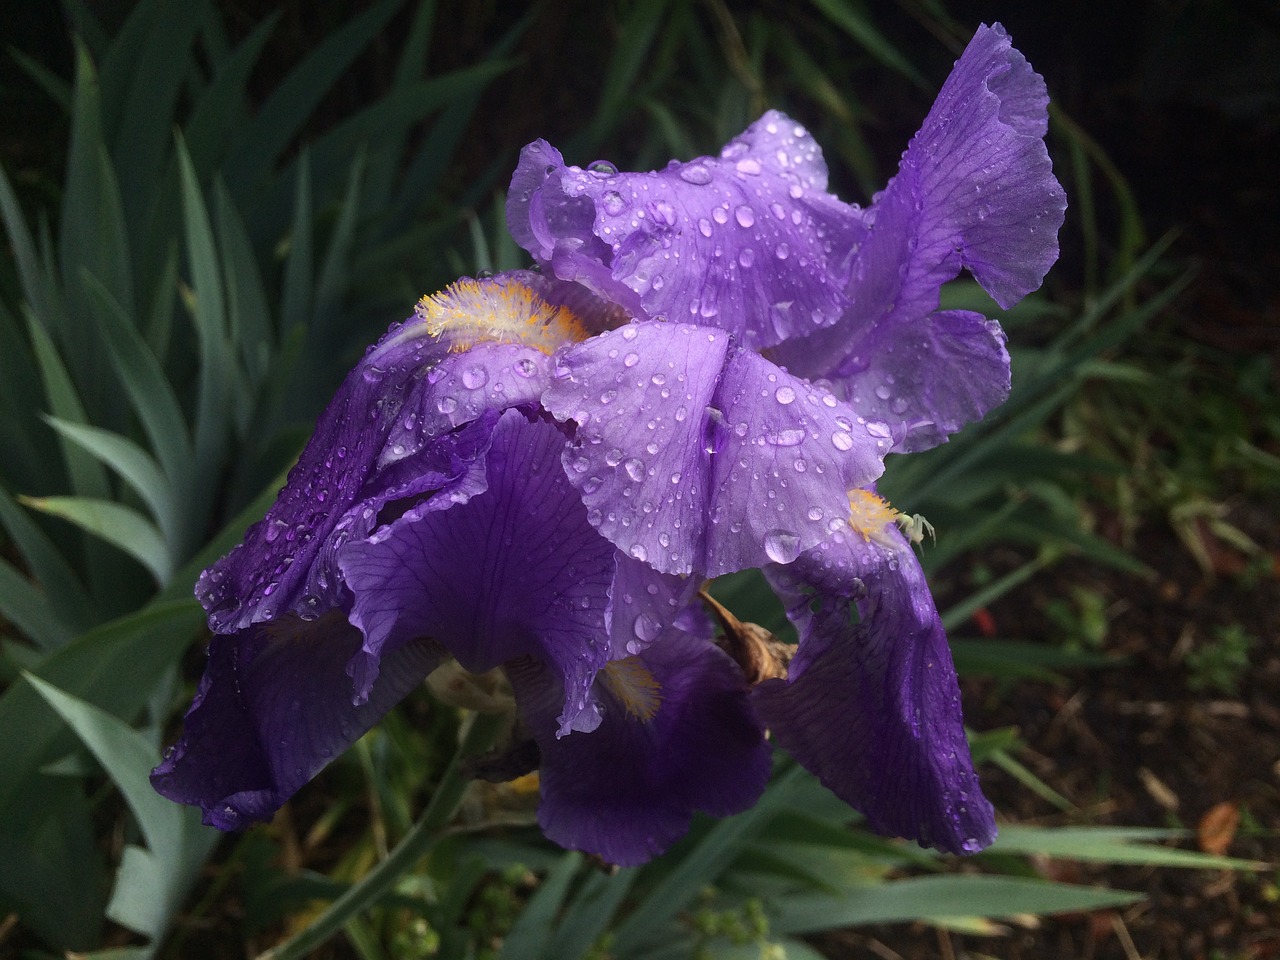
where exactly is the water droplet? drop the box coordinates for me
[735,157,761,175]
[602,190,627,215]
[623,352,639,367]
[679,163,712,185]
[775,385,796,404]
[605,448,624,466]
[765,428,805,446]
[461,366,488,389]
[436,395,458,414]
[633,612,662,641]
[698,218,713,238]
[866,420,892,439]
[831,431,854,451]
[735,205,756,228]
[712,206,729,225]
[763,530,801,564]
[808,507,824,521]
[874,384,891,401]
[589,160,618,177]
[624,458,645,481]
[775,243,790,260]
[620,325,638,341]
[629,543,648,562]
[738,248,755,268]
[514,357,537,378]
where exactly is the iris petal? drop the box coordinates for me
[754,525,997,854]
[507,112,865,350]
[150,615,444,829]
[774,23,1066,451]
[543,321,886,576]
[507,626,771,867]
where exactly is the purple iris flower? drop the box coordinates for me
[154,22,1062,862]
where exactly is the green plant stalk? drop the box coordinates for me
[255,710,504,960]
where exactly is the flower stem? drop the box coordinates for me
[255,710,505,960]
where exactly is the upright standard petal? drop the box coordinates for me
[150,614,444,829]
[753,494,996,854]
[773,23,1066,452]
[542,321,888,576]
[507,112,865,350]
[507,626,771,867]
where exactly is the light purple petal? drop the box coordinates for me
[507,627,771,866]
[507,112,866,350]
[150,614,443,829]
[542,321,887,576]
[775,23,1065,452]
[754,525,996,854]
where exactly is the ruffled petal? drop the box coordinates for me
[340,411,613,731]
[507,627,771,866]
[150,614,443,829]
[754,524,996,854]
[196,322,456,632]
[507,112,865,350]
[542,321,886,576]
[775,22,1065,452]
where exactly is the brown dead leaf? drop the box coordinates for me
[1197,800,1241,856]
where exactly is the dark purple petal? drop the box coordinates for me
[775,23,1065,452]
[150,614,443,829]
[507,112,866,350]
[754,522,997,854]
[196,321,466,633]
[507,627,771,866]
[198,271,612,635]
[542,321,887,576]
[341,410,680,734]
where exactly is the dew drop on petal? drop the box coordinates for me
[735,205,756,228]
[775,385,796,405]
[738,248,755,268]
[602,190,626,215]
[624,458,645,482]
[633,612,662,641]
[461,366,488,389]
[679,163,712,185]
[763,530,801,564]
[831,431,854,451]
[629,543,648,562]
